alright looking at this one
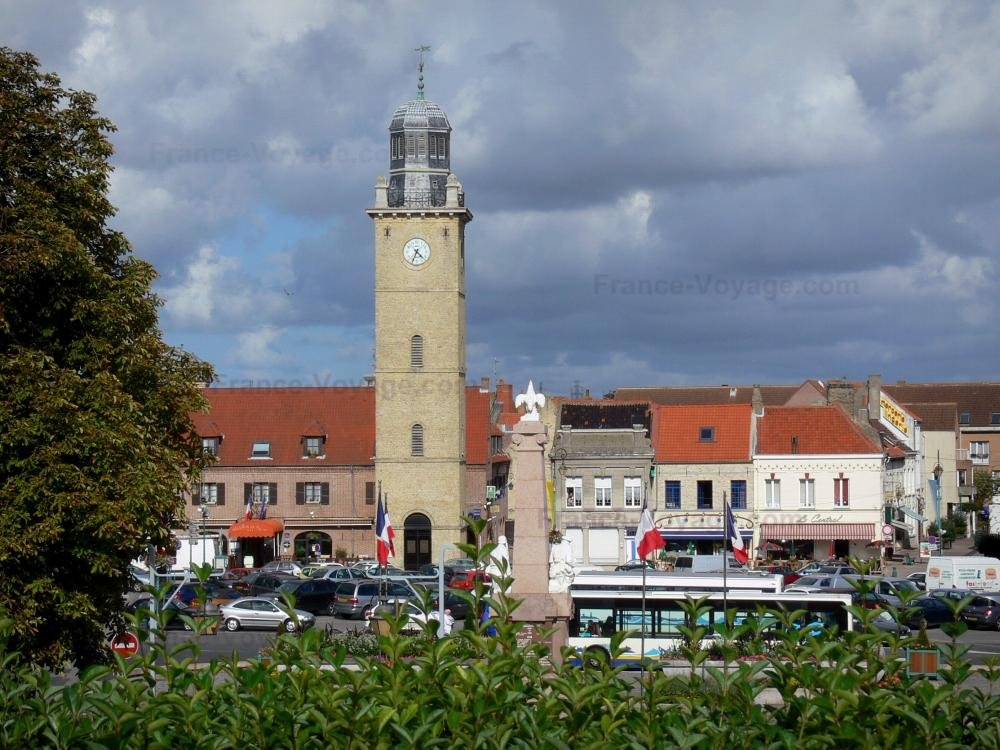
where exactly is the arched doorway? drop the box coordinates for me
[403,513,432,570]
[294,531,332,561]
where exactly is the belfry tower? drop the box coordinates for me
[367,54,471,568]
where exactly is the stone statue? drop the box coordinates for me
[548,537,576,593]
[486,535,511,597]
[515,380,545,422]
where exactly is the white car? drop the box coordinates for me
[219,597,315,632]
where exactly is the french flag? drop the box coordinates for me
[726,501,749,565]
[636,501,665,560]
[375,488,395,565]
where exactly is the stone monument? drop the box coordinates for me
[506,381,572,659]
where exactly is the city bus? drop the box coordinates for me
[567,572,854,668]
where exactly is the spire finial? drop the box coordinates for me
[414,45,430,99]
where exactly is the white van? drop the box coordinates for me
[925,556,1000,592]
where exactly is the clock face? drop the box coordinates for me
[403,237,431,267]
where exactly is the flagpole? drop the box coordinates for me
[722,491,728,627]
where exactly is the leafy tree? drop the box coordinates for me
[974,469,999,511]
[0,48,213,668]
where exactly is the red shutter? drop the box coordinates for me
[834,479,841,505]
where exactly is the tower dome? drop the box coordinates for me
[387,96,452,208]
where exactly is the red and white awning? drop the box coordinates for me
[761,523,875,541]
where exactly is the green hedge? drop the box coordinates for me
[2,589,1000,749]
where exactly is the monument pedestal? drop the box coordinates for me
[507,418,571,660]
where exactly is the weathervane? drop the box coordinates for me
[414,45,430,99]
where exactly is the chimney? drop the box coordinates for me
[791,435,799,454]
[497,379,514,410]
[480,376,490,392]
[867,373,882,420]
[751,385,764,416]
[826,380,857,414]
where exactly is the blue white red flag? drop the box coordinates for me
[726,501,749,564]
[636,501,665,559]
[376,487,395,565]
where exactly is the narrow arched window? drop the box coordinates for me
[411,424,424,456]
[410,335,424,368]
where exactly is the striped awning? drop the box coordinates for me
[761,523,875,541]
[227,518,284,539]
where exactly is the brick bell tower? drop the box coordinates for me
[367,55,471,569]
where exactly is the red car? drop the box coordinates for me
[763,565,801,587]
[449,570,492,590]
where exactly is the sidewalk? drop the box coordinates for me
[884,536,978,579]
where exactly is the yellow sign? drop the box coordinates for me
[880,397,909,435]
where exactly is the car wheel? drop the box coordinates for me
[283,619,298,633]
[224,618,240,632]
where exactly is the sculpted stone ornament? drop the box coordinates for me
[548,537,576,593]
[485,535,511,597]
[515,380,545,422]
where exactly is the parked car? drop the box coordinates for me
[449,570,492,590]
[960,593,1000,630]
[615,560,656,572]
[237,571,298,597]
[332,579,419,619]
[219,597,315,632]
[842,576,921,606]
[854,610,911,637]
[127,597,203,631]
[762,565,801,586]
[784,574,856,594]
[310,566,366,582]
[907,572,927,590]
[376,601,453,635]
[219,567,257,583]
[408,588,472,620]
[260,560,306,577]
[903,596,955,629]
[262,578,340,615]
[814,565,858,576]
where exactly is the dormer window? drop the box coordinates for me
[960,411,971,425]
[251,441,271,459]
[303,436,325,458]
[202,437,220,457]
[699,426,715,442]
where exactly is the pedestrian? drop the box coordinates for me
[439,608,454,637]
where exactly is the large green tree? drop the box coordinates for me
[974,469,999,511]
[0,48,213,667]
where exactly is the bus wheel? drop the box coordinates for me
[583,646,610,670]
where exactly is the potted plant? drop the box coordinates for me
[906,619,939,678]
[548,529,563,544]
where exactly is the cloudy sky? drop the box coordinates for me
[7,1,1000,395]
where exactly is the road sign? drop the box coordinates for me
[486,485,497,501]
[110,631,140,658]
[881,524,893,537]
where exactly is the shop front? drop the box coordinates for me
[226,518,284,568]
[759,522,876,563]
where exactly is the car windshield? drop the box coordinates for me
[277,581,303,593]
[874,611,897,624]
[795,577,821,587]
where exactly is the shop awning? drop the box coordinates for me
[656,529,753,541]
[227,518,284,539]
[761,523,875,541]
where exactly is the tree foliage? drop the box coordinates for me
[0,47,213,668]
[974,470,999,512]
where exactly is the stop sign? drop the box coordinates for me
[111,631,140,657]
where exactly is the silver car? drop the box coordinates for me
[218,597,316,632]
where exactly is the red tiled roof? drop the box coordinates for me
[653,404,752,463]
[902,402,958,432]
[192,385,491,466]
[884,383,1000,427]
[193,387,375,465]
[756,406,882,455]
[615,384,797,406]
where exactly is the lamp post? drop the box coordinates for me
[200,505,209,568]
[932,457,944,555]
[308,510,316,562]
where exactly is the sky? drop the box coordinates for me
[6,0,1000,396]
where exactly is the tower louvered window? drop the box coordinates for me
[411,424,424,456]
[410,335,424,368]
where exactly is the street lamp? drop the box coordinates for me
[199,505,210,567]
[308,510,316,562]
